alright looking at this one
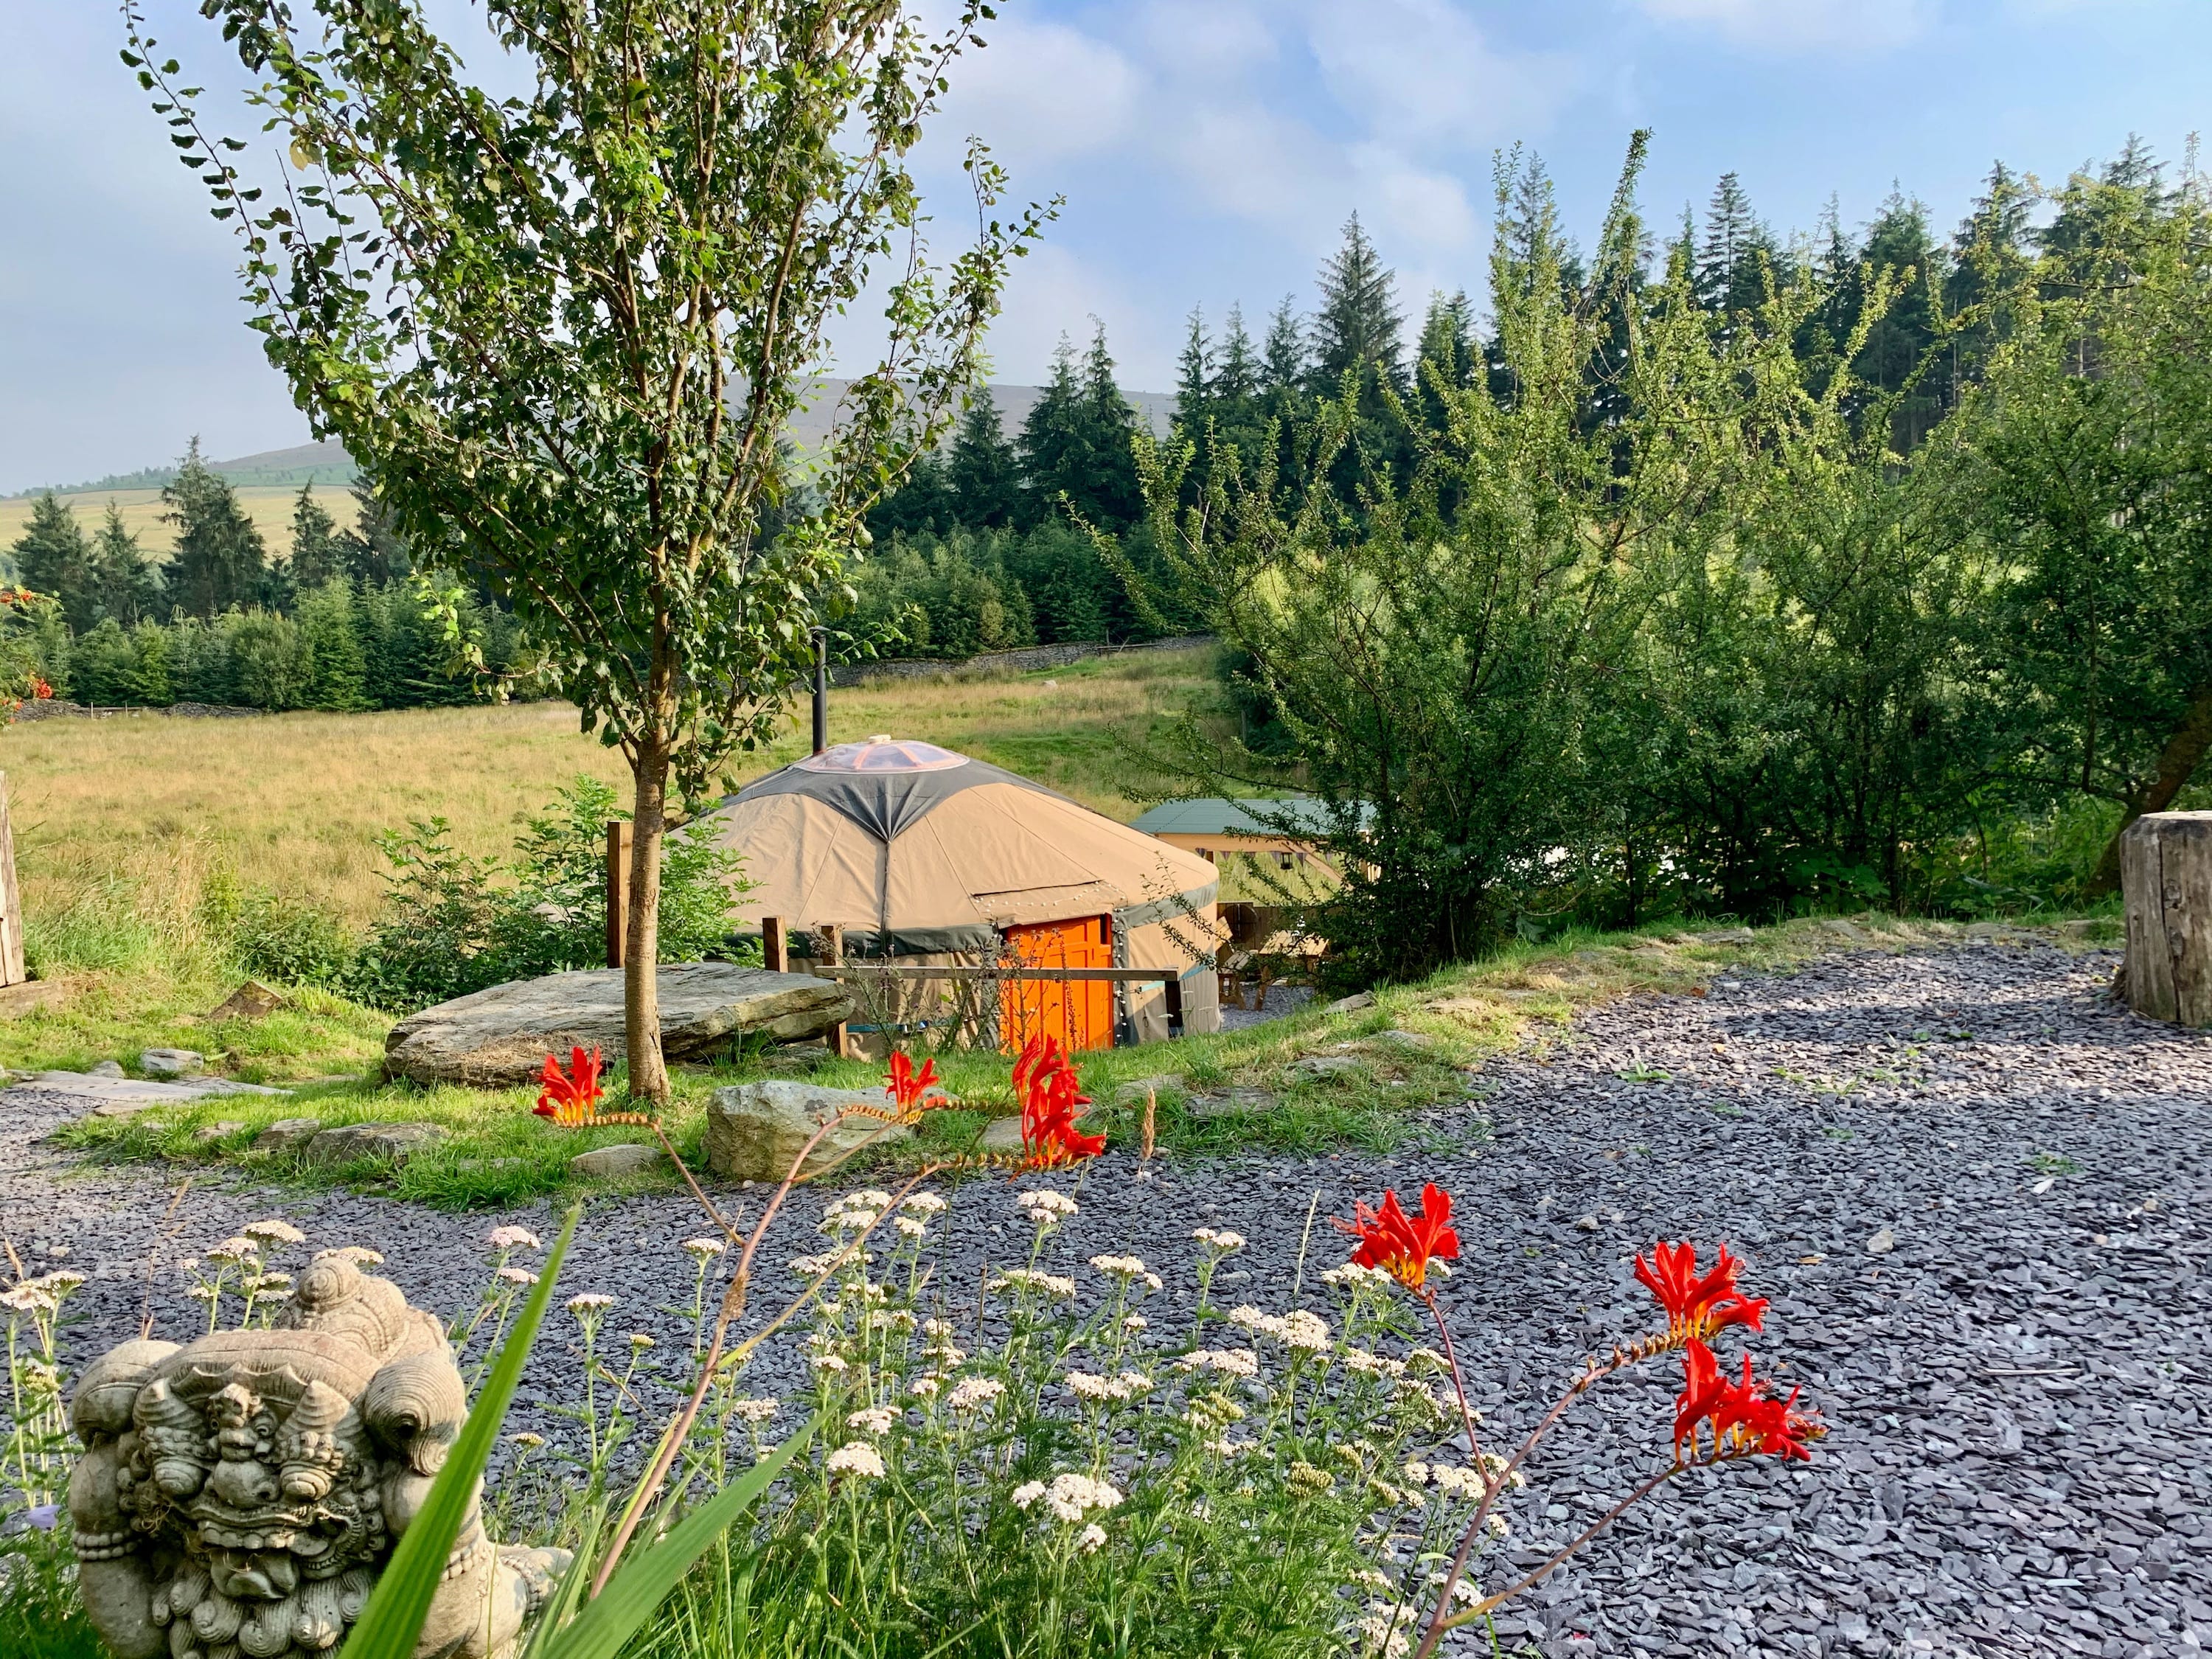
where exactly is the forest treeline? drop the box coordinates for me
[1087,139,2212,974]
[4,441,530,710]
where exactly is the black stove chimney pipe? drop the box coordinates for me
[811,627,828,756]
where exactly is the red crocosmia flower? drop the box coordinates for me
[30,678,52,700]
[884,1051,946,1119]
[534,1046,606,1125]
[1674,1338,1819,1464]
[1634,1240,1767,1344]
[1014,1034,1104,1168]
[1334,1183,1461,1293]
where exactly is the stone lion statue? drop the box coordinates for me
[69,1251,569,1659]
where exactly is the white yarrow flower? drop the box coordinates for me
[845,1406,897,1436]
[825,1441,886,1479]
[243,1219,307,1245]
[486,1225,542,1251]
[945,1377,1004,1412]
[1077,1523,1107,1554]
[681,1236,728,1259]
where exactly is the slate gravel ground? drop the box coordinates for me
[4,942,2207,1658]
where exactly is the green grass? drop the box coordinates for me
[38,908,2121,1208]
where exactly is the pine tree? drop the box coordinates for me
[1260,296,1307,394]
[1938,161,2037,403]
[1853,189,1944,448]
[1310,213,1405,397]
[88,503,161,627]
[945,390,1023,529]
[1416,291,1475,388]
[130,622,173,706]
[1213,305,1259,406]
[1017,335,1085,521]
[1696,173,1759,314]
[1173,307,1214,438]
[1074,320,1143,529]
[164,439,267,617]
[296,577,370,709]
[288,484,347,591]
[10,493,94,628]
[342,486,411,585]
[864,449,956,539]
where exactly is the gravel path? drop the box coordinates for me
[4,942,2208,1659]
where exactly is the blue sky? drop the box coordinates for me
[2,0,2205,493]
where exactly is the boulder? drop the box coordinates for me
[703,1081,908,1183]
[304,1121,447,1168]
[192,1121,246,1143]
[568,1143,665,1180]
[139,1047,204,1079]
[1324,991,1374,1015]
[383,962,853,1086]
[0,979,66,1018]
[89,1060,124,1078]
[1368,1029,1437,1052]
[252,1116,325,1152]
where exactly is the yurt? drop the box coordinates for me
[700,737,1221,1052]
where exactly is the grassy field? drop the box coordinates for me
[0,649,1214,1083]
[0,484,355,563]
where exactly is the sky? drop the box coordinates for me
[2,0,2206,494]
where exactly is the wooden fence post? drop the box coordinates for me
[2121,810,2212,1026]
[762,915,787,974]
[0,772,22,987]
[819,923,847,1057]
[605,821,633,970]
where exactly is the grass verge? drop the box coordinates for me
[38,910,2121,1208]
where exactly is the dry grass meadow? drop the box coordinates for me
[0,483,353,560]
[1,644,1215,928]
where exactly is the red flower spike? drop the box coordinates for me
[884,1051,946,1119]
[1014,1035,1105,1168]
[1673,1338,1820,1464]
[1332,1183,1461,1293]
[534,1046,606,1126]
[1634,1240,1768,1346]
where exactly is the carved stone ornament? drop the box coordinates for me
[69,1251,569,1659]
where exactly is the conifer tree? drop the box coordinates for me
[296,577,369,710]
[89,503,160,627]
[1173,308,1214,437]
[342,487,410,585]
[1018,335,1085,521]
[1310,213,1405,397]
[1213,305,1259,407]
[10,494,94,627]
[945,390,1023,528]
[1076,321,1144,529]
[164,439,266,617]
[1260,296,1307,395]
[288,484,347,591]
[1853,191,1944,449]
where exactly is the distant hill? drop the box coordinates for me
[5,383,1172,501]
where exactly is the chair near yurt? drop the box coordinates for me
[698,737,1222,1055]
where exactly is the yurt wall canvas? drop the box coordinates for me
[701,740,1220,1051]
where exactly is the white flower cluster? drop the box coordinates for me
[788,1251,871,1278]
[566,1292,616,1313]
[1355,1605,1414,1659]
[945,1376,1005,1412]
[496,1267,540,1286]
[486,1225,541,1251]
[1227,1306,1331,1352]
[1077,1521,1108,1554]
[845,1406,897,1436]
[826,1441,886,1479]
[1018,1189,1079,1228]
[1010,1472,1122,1523]
[730,1397,779,1425]
[810,1353,849,1374]
[681,1236,728,1260]
[0,1270,84,1316]
[1190,1227,1247,1252]
[821,1190,894,1234]
[1088,1254,1164,1292]
[1340,1349,1408,1377]
[902,1192,947,1217]
[1320,1262,1395,1291]
[243,1218,307,1245]
[205,1236,260,1265]
[322,1246,383,1266]
[908,1376,940,1399]
[1203,1436,1256,1458]
[989,1269,1077,1300]
[1173,1349,1259,1379]
[1065,1369,1152,1402]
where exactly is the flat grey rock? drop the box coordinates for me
[702,1081,908,1183]
[29,1071,288,1114]
[251,1117,324,1152]
[1186,1088,1277,1120]
[1113,1074,1183,1107]
[568,1143,665,1179]
[383,962,853,1086]
[192,1121,246,1143]
[977,1115,1026,1154]
[89,1060,125,1077]
[1368,1029,1436,1051]
[303,1121,447,1168]
[1284,1054,1366,1081]
[1694,927,1756,943]
[1323,991,1374,1015]
[139,1048,205,1079]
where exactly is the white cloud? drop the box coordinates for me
[1132,0,1279,82]
[1632,0,1933,51]
[942,18,1142,166]
[1349,145,1481,253]
[1306,0,1581,151]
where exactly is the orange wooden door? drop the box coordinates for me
[1001,915,1114,1054]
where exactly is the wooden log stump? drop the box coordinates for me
[2119,810,2212,1026]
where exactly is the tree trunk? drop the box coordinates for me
[625,745,670,1103]
[2118,811,2212,1027]
[2086,684,2212,897]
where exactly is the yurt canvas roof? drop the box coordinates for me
[702,739,1220,955]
